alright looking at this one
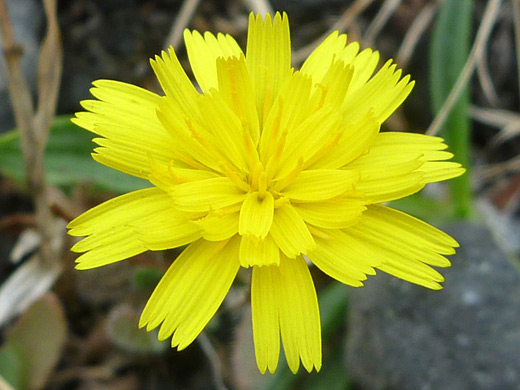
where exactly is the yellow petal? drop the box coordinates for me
[344,204,457,289]
[344,47,380,95]
[239,191,274,239]
[148,161,175,191]
[139,217,202,251]
[91,136,171,178]
[343,60,414,123]
[140,238,240,349]
[90,146,153,179]
[278,256,321,373]
[348,132,465,203]
[349,149,425,204]
[246,12,292,124]
[251,263,281,374]
[155,96,222,172]
[72,80,171,178]
[216,55,260,146]
[300,31,379,97]
[308,228,381,287]
[368,262,446,290]
[270,203,315,257]
[281,169,358,202]
[171,177,246,213]
[196,91,250,172]
[73,230,146,270]
[422,161,465,182]
[293,197,367,229]
[239,234,280,267]
[68,187,167,236]
[88,123,172,163]
[184,29,243,92]
[149,161,219,192]
[300,31,348,82]
[306,110,380,170]
[194,211,239,241]
[358,204,458,253]
[88,79,162,107]
[150,47,200,116]
[309,59,353,110]
[251,255,321,374]
[258,72,312,164]
[68,188,201,269]
[366,132,450,158]
[277,105,343,178]
[277,255,321,373]
[366,132,465,183]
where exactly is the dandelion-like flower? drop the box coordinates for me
[68,12,464,374]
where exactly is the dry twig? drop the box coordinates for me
[50,366,114,385]
[164,0,202,50]
[426,0,503,136]
[364,0,403,46]
[198,332,228,390]
[396,0,441,68]
[241,0,273,16]
[292,0,377,65]
[479,155,520,181]
[0,0,63,265]
[470,105,520,147]
[0,0,64,328]
[476,42,500,106]
[513,0,520,105]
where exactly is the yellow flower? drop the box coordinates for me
[68,12,464,374]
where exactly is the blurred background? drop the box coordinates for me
[0,0,519,389]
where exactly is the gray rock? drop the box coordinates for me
[0,0,43,133]
[346,222,520,390]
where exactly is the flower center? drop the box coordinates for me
[249,161,269,199]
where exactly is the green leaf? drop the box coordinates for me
[429,0,473,218]
[259,351,298,390]
[0,116,148,193]
[105,304,167,355]
[389,194,457,224]
[131,266,163,292]
[302,283,350,390]
[302,348,350,390]
[0,344,25,390]
[318,282,348,340]
[0,293,67,390]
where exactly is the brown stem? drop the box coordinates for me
[0,0,63,265]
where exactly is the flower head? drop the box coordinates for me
[68,12,464,374]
